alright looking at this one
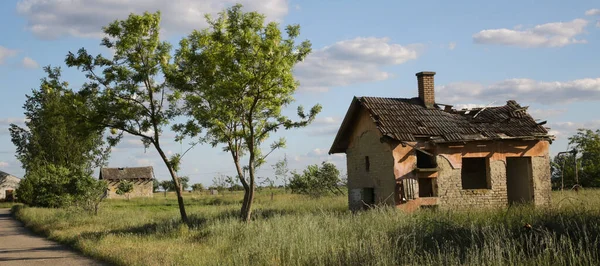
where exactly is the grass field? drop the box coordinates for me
[11,189,600,265]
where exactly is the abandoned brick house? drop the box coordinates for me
[329,71,554,211]
[99,167,154,199]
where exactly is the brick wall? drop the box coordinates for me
[435,140,552,208]
[345,109,396,211]
[416,72,435,108]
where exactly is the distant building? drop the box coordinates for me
[330,71,554,211]
[99,167,154,199]
[0,171,20,201]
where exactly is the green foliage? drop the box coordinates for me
[191,183,204,192]
[16,163,106,209]
[552,128,600,188]
[9,67,110,208]
[160,176,190,191]
[272,155,290,191]
[168,3,321,220]
[9,66,109,176]
[64,11,188,222]
[116,180,134,198]
[289,162,344,197]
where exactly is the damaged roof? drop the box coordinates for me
[99,166,155,181]
[329,97,553,154]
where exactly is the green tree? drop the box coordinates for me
[561,129,600,187]
[289,162,343,197]
[10,67,110,208]
[116,180,134,200]
[159,180,172,197]
[191,183,204,192]
[169,4,321,222]
[273,155,290,191]
[65,12,189,223]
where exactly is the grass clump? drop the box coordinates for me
[12,189,600,265]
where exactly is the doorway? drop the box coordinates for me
[506,157,534,204]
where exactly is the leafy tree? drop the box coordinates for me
[75,178,108,215]
[273,155,290,191]
[289,162,343,197]
[191,183,205,192]
[553,129,600,188]
[10,67,110,208]
[116,180,134,200]
[159,176,189,192]
[159,180,171,197]
[65,12,189,223]
[168,4,321,221]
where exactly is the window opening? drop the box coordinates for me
[461,157,489,189]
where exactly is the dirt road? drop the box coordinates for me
[0,208,104,265]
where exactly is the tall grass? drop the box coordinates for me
[12,189,600,265]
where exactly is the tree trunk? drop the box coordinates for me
[155,142,188,224]
[231,154,252,222]
[241,185,254,222]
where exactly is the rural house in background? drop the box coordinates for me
[329,71,554,211]
[99,167,154,199]
[0,171,20,201]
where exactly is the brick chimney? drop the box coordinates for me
[416,71,436,108]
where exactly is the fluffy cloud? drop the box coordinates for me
[21,57,39,69]
[586,8,600,27]
[473,19,589,47]
[437,77,600,105]
[585,9,600,16]
[295,37,423,92]
[0,161,9,168]
[0,46,18,64]
[16,0,289,39]
[547,120,600,140]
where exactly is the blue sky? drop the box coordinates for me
[1,0,600,186]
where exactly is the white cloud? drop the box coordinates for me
[448,42,456,50]
[547,120,600,140]
[437,77,600,105]
[528,108,567,120]
[585,9,600,16]
[21,57,39,69]
[295,37,423,92]
[16,0,289,39]
[0,46,19,64]
[473,19,589,47]
[586,9,600,27]
[0,162,9,168]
